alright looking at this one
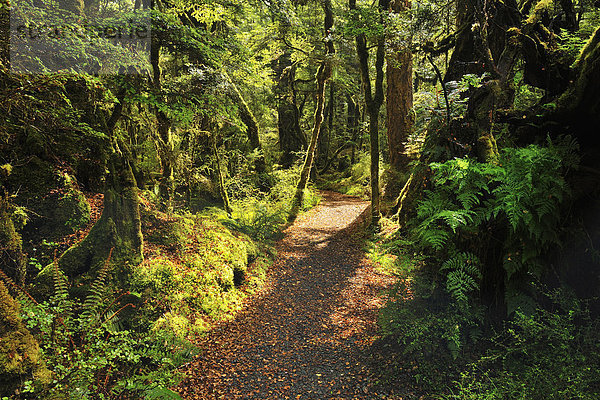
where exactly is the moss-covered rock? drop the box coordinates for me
[132,212,264,339]
[7,158,91,267]
[0,281,51,396]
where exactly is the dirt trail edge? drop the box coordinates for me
[177,191,399,399]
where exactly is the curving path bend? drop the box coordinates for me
[177,191,400,399]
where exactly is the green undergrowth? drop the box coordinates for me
[317,151,372,198]
[3,165,320,398]
[370,234,600,399]
[368,138,600,398]
[135,207,273,340]
[134,168,320,340]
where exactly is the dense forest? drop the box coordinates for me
[1,0,600,398]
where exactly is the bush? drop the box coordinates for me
[16,263,193,399]
[445,290,600,400]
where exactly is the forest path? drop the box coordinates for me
[177,191,399,399]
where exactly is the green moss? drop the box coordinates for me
[132,212,269,339]
[558,27,600,113]
[526,0,553,25]
[0,195,26,285]
[0,281,51,395]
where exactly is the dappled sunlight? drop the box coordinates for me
[177,191,402,399]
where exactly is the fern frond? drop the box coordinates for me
[457,191,481,210]
[419,228,450,250]
[446,270,477,303]
[50,253,72,320]
[81,248,113,325]
[441,252,482,303]
[437,209,474,231]
[0,267,38,308]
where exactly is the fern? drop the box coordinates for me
[419,228,451,250]
[441,252,482,304]
[81,248,113,325]
[0,267,38,309]
[438,209,475,231]
[50,255,74,326]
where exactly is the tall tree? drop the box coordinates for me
[150,39,176,212]
[288,0,335,221]
[274,51,306,168]
[386,0,413,175]
[350,0,387,226]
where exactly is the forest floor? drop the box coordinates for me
[176,191,408,399]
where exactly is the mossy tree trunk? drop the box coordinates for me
[346,94,359,164]
[43,87,143,287]
[274,51,305,168]
[211,133,232,216]
[223,70,266,173]
[557,26,600,149]
[393,0,522,221]
[385,0,413,177]
[151,40,175,212]
[288,62,331,221]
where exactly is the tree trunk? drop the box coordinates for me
[288,0,335,222]
[288,62,331,221]
[151,40,175,211]
[52,142,143,284]
[224,71,265,173]
[211,133,232,215]
[347,94,358,164]
[274,51,305,167]
[444,0,480,82]
[386,0,413,173]
[37,88,143,288]
[318,83,335,167]
[351,0,387,227]
[557,26,600,149]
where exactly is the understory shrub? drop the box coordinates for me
[222,164,320,241]
[11,260,194,400]
[318,151,373,198]
[376,137,585,392]
[445,290,600,400]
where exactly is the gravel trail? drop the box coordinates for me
[177,191,399,399]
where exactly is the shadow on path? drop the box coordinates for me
[177,191,400,399]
